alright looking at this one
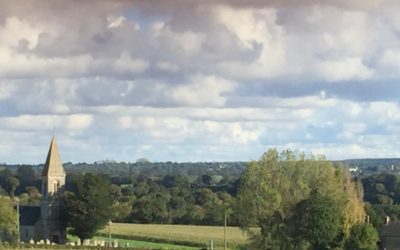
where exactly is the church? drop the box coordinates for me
[19,137,67,244]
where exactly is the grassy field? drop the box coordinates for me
[98,223,249,249]
[94,236,199,249]
[66,234,200,250]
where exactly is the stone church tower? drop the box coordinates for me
[40,137,66,243]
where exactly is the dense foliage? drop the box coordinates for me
[115,173,238,225]
[0,154,396,249]
[65,173,114,241]
[236,149,366,249]
[0,164,240,227]
[344,223,378,250]
[292,192,342,250]
[362,173,400,228]
[0,196,17,244]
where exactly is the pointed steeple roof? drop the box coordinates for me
[42,137,65,177]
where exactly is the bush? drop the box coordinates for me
[345,223,378,250]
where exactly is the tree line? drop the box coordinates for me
[0,149,393,249]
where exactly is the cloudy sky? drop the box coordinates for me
[1,0,400,163]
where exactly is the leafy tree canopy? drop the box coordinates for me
[236,149,365,249]
[5,176,19,197]
[0,196,17,243]
[65,173,114,242]
[292,192,342,250]
[345,223,378,250]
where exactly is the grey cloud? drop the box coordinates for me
[3,0,400,162]
[74,79,177,107]
[133,0,396,11]
[232,80,400,104]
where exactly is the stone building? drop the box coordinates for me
[380,221,400,250]
[19,137,67,244]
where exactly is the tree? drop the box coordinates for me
[0,168,12,189]
[131,191,169,223]
[5,177,20,197]
[109,184,122,200]
[65,173,114,242]
[345,223,378,250]
[236,149,365,249]
[291,192,342,250]
[23,186,41,206]
[0,196,17,243]
[112,201,132,222]
[16,165,37,185]
[338,167,366,236]
[201,175,212,186]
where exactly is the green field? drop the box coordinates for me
[94,236,199,249]
[66,234,199,250]
[98,223,249,249]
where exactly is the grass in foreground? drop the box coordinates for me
[98,223,249,249]
[68,232,200,249]
[94,236,199,249]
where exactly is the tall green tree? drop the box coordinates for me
[0,168,12,189]
[0,196,17,244]
[236,149,365,249]
[5,177,20,197]
[291,192,342,250]
[65,173,114,242]
[16,165,37,185]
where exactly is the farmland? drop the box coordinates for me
[98,223,250,249]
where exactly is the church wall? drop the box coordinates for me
[42,175,66,197]
[20,226,35,243]
[34,220,44,242]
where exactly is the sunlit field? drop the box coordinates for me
[98,223,250,249]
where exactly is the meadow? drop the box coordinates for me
[94,236,200,250]
[98,223,250,249]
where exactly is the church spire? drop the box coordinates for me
[42,137,65,177]
[40,137,67,244]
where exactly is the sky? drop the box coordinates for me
[1,0,400,164]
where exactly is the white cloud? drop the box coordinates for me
[0,47,93,78]
[111,52,149,74]
[0,17,41,49]
[0,82,17,99]
[107,15,127,29]
[170,75,236,107]
[0,114,93,131]
[66,114,93,130]
[229,123,261,144]
[317,57,373,82]
[215,6,286,78]
[2,0,400,162]
[155,61,179,72]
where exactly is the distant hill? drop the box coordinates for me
[339,158,400,168]
[3,158,400,178]
[1,161,248,181]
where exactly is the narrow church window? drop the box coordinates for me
[25,230,28,238]
[54,181,60,193]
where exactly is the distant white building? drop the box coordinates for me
[349,166,360,173]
